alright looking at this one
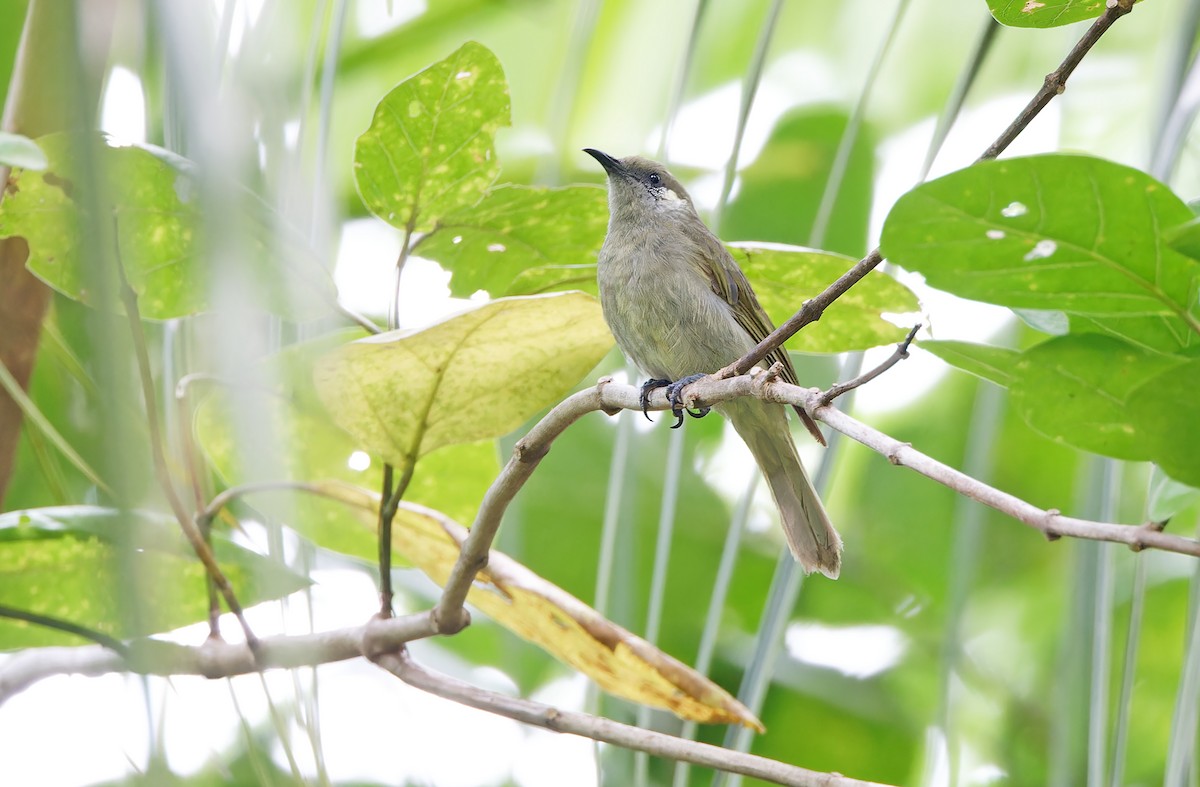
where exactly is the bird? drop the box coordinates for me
[585,148,842,578]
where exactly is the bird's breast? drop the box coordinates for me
[596,231,753,381]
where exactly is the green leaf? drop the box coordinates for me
[194,330,500,561]
[720,107,874,257]
[880,154,1200,354]
[0,131,47,170]
[0,133,336,320]
[313,293,613,471]
[353,41,511,232]
[986,0,1138,28]
[1128,357,1200,486]
[920,340,1019,387]
[1008,334,1186,460]
[0,506,309,649]
[413,184,608,297]
[726,243,919,353]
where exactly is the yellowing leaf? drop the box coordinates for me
[194,331,498,560]
[323,482,763,731]
[312,292,613,471]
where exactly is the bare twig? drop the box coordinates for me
[817,324,920,406]
[430,372,1200,633]
[373,648,893,787]
[3,613,889,785]
[978,0,1136,162]
[719,0,1138,380]
[0,611,439,705]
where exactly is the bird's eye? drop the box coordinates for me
[648,172,661,186]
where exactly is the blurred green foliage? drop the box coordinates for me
[0,2,1198,787]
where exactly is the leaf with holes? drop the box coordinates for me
[354,41,510,233]
[0,506,309,649]
[0,132,335,320]
[312,292,613,472]
[880,154,1200,354]
[986,0,1140,28]
[413,184,608,297]
[726,244,919,353]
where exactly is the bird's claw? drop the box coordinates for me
[664,374,709,429]
[639,378,672,422]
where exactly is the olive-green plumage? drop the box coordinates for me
[586,148,842,578]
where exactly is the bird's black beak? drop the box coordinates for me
[584,148,623,177]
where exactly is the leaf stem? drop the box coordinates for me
[378,222,416,617]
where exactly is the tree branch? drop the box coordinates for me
[977,0,1136,162]
[818,324,920,406]
[717,0,1138,380]
[0,611,439,705]
[432,383,610,633]
[372,648,893,787]
[430,371,1200,631]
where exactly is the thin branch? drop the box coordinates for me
[431,383,612,633]
[196,480,343,525]
[719,0,1138,380]
[0,611,439,705]
[430,373,1200,632]
[978,0,1136,163]
[372,648,894,787]
[817,324,920,406]
[114,233,256,646]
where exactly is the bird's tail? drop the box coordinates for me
[722,398,842,579]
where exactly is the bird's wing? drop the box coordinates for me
[692,234,827,445]
[693,233,799,387]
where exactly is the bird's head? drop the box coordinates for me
[584,149,696,222]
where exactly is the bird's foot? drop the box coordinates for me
[639,379,672,422]
[665,374,710,429]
